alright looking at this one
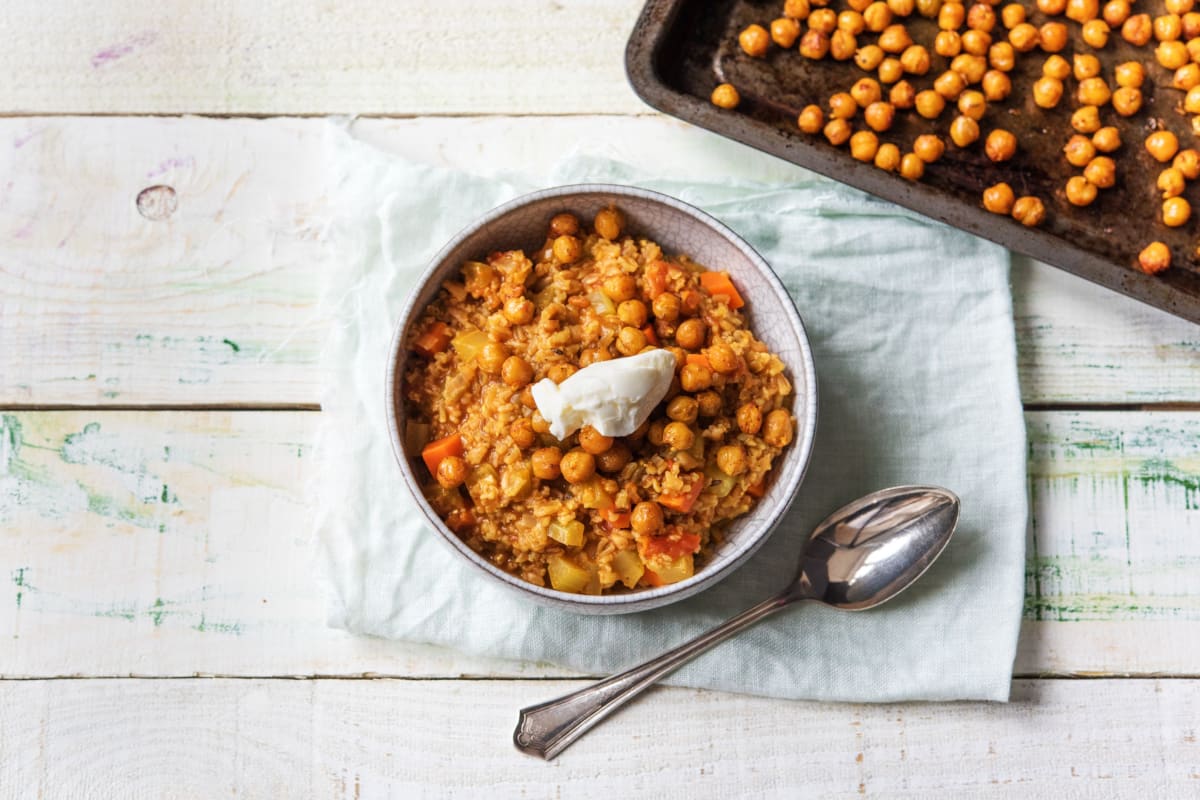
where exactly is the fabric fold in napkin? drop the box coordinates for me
[315,124,1028,702]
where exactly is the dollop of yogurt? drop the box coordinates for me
[531,349,677,440]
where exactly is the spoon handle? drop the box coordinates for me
[513,591,795,760]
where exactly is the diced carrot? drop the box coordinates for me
[421,433,463,474]
[642,325,659,347]
[699,271,746,309]
[641,531,702,560]
[413,322,452,357]
[686,353,711,369]
[680,289,703,316]
[644,261,670,299]
[659,479,705,513]
[747,480,767,498]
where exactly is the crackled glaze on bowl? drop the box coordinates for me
[385,184,818,614]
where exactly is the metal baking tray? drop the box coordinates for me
[626,0,1200,324]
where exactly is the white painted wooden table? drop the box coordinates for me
[2,3,1199,797]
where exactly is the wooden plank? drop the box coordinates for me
[0,1,647,116]
[2,678,1199,797]
[2,116,1197,408]
[2,409,1198,679]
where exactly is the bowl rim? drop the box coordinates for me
[385,182,819,610]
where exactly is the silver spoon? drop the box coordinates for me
[513,485,960,760]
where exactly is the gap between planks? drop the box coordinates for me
[3,403,1200,413]
[1,673,1198,682]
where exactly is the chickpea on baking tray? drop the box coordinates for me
[714,0,1200,275]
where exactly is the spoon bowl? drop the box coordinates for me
[514,485,961,760]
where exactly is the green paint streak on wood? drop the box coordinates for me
[193,612,243,636]
[222,338,241,352]
[149,597,167,627]
[94,607,136,622]
[11,567,31,610]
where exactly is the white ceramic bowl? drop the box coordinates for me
[385,184,818,614]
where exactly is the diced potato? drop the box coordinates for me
[451,330,489,362]
[650,554,694,586]
[462,261,495,297]
[577,477,615,510]
[501,462,533,500]
[705,462,735,498]
[589,290,616,316]
[613,549,645,589]
[547,553,591,593]
[548,520,585,548]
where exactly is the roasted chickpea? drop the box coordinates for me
[1077,77,1112,106]
[1033,76,1064,108]
[503,296,535,326]
[855,43,885,70]
[864,101,896,131]
[915,89,946,118]
[949,115,980,148]
[716,444,749,476]
[652,292,682,322]
[696,390,723,417]
[1173,149,1200,179]
[1103,0,1131,26]
[711,83,741,110]
[913,133,946,162]
[501,355,533,387]
[530,409,552,434]
[799,29,831,59]
[1000,3,1025,26]
[1114,61,1144,89]
[680,362,713,392]
[874,142,902,171]
[1122,13,1152,45]
[838,9,867,33]
[1170,0,1197,14]
[1191,116,1200,138]
[939,1,965,29]
[1138,242,1171,274]
[560,449,595,484]
[890,79,917,108]
[810,8,838,33]
[1146,131,1180,163]
[548,213,580,238]
[631,501,664,534]
[785,0,812,17]
[1175,64,1200,91]
[577,426,613,455]
[603,274,637,303]
[798,104,825,133]
[889,0,916,15]
[1158,167,1187,198]
[510,418,537,450]
[436,455,467,489]
[763,409,795,447]
[553,234,582,264]
[982,69,1012,101]
[900,44,931,74]
[935,30,962,56]
[706,342,739,374]
[1092,126,1122,153]
[878,56,905,83]
[957,90,986,120]
[1073,54,1101,80]
[616,325,647,356]
[1038,0,1067,14]
[662,421,695,452]
[951,53,987,83]
[1040,22,1068,51]
[830,92,858,119]
[596,443,630,474]
[961,29,991,55]
[879,23,913,52]
[1068,0,1101,23]
[546,363,577,384]
[771,17,803,47]
[1012,196,1047,226]
[1065,176,1098,206]
[1185,10,1200,36]
[917,0,942,15]
[864,1,894,30]
[984,41,1012,71]
[594,207,624,240]
[824,118,853,146]
[675,318,708,351]
[934,69,967,99]
[1071,106,1102,134]
[1009,22,1040,51]
[830,29,859,60]
[985,129,1017,162]
[1042,55,1070,80]
[1155,12,1183,40]
[479,341,509,374]
[1111,86,1142,117]
[967,3,996,30]
[1084,156,1117,188]
[530,447,562,480]
[739,24,771,56]
[647,419,667,446]
[983,182,1016,214]
[617,299,648,329]
[851,78,883,107]
[1082,19,1110,47]
[1157,40,1190,70]
[729,403,762,436]
[1064,135,1097,167]
[667,395,699,424]
[1163,196,1192,227]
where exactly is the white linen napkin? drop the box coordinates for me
[314,124,1027,701]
